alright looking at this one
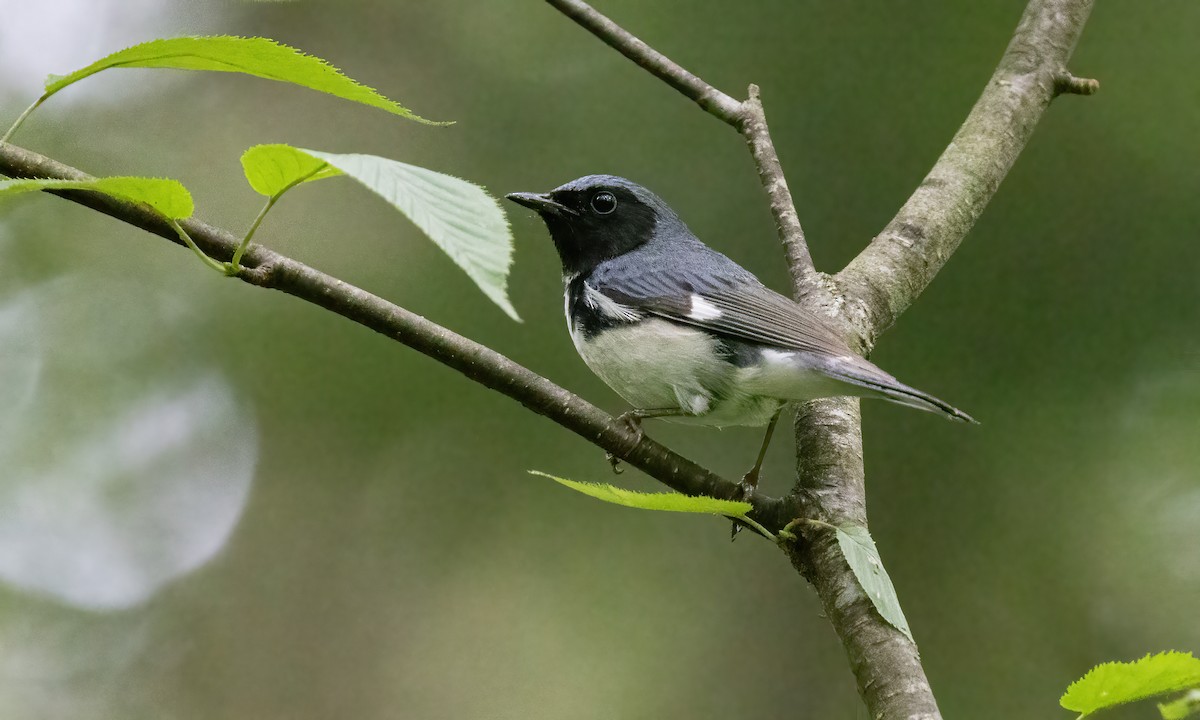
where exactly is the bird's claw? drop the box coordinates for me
[614,410,646,441]
[605,410,649,474]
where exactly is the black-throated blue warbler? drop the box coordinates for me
[507,175,974,500]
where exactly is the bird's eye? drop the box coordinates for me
[590,191,617,215]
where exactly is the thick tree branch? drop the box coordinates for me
[784,2,1095,719]
[0,141,789,533]
[787,397,939,719]
[836,0,1096,343]
[545,0,817,290]
[546,2,1095,720]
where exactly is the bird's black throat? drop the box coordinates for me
[508,175,690,275]
[537,183,660,275]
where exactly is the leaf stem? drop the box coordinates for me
[735,514,777,543]
[166,218,226,274]
[231,195,278,274]
[230,162,328,275]
[1,94,48,145]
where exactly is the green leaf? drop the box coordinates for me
[1160,690,1200,720]
[233,145,519,316]
[1061,652,1200,717]
[0,176,193,219]
[297,148,519,320]
[529,471,752,516]
[834,524,913,642]
[0,176,227,272]
[240,144,343,197]
[43,36,441,124]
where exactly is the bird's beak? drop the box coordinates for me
[505,192,576,217]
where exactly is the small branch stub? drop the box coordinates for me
[1056,71,1100,95]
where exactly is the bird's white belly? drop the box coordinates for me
[569,318,784,427]
[572,318,720,414]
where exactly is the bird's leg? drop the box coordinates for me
[606,407,684,474]
[738,407,783,498]
[731,407,783,540]
[616,407,684,435]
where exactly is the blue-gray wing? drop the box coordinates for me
[588,244,978,423]
[588,248,854,359]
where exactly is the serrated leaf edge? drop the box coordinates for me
[528,470,752,517]
[834,523,914,643]
[1061,652,1200,715]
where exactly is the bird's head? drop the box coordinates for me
[507,175,680,275]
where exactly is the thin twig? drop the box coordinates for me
[545,0,816,285]
[0,141,789,534]
[739,84,817,295]
[544,0,742,124]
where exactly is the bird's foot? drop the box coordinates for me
[606,411,648,474]
[614,410,647,439]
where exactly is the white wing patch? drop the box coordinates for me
[584,283,641,322]
[674,389,711,416]
[761,348,796,365]
[688,295,722,321]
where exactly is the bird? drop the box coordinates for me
[506,175,975,504]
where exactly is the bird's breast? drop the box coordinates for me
[562,282,784,427]
[564,277,640,340]
[571,316,725,414]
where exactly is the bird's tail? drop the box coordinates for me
[828,359,978,424]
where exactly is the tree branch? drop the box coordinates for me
[0,141,789,533]
[544,0,742,124]
[545,0,817,290]
[784,2,1095,719]
[836,0,1096,343]
[546,1,1095,719]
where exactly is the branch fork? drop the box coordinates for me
[543,1,1097,718]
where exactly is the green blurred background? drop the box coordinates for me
[1,1,1197,718]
